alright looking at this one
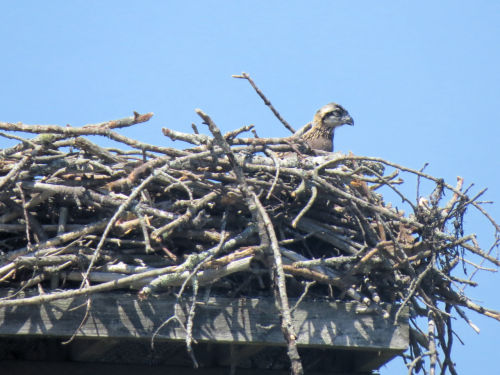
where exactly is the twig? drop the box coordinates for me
[0,112,153,135]
[232,72,296,134]
[291,185,318,228]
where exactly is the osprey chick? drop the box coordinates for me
[302,102,354,152]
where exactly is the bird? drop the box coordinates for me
[301,102,354,152]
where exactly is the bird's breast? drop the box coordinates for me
[303,125,335,152]
[306,136,333,152]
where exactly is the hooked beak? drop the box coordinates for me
[343,115,354,126]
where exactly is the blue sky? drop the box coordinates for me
[1,2,499,373]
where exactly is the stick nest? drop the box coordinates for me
[0,105,499,374]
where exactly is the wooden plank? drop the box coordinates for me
[0,291,408,351]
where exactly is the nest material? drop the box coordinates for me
[0,107,499,375]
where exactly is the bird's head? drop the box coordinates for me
[314,102,354,130]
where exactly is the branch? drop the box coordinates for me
[233,72,296,134]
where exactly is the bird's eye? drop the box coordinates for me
[328,110,341,117]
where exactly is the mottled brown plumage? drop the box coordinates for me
[302,102,354,152]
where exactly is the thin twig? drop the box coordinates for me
[233,72,296,134]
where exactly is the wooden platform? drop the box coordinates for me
[0,291,409,374]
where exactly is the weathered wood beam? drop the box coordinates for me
[0,290,408,352]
